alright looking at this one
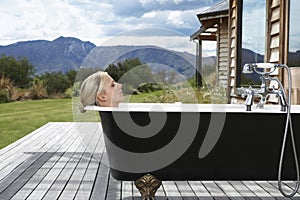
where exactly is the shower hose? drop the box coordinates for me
[278,65,300,197]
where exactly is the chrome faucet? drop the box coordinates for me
[240,63,287,111]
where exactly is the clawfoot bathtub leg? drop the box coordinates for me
[134,174,162,200]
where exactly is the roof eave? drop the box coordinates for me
[197,10,228,21]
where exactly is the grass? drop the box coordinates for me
[0,93,156,149]
[0,98,73,149]
[0,87,227,149]
[125,90,163,103]
[0,92,165,149]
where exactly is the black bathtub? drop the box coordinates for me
[85,103,300,181]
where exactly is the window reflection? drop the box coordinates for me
[240,0,266,86]
[288,0,300,67]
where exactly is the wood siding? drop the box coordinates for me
[266,0,281,64]
[228,0,239,103]
[228,0,298,104]
[266,0,284,102]
[195,0,298,104]
[217,17,229,87]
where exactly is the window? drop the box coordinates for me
[239,0,266,86]
[288,0,300,67]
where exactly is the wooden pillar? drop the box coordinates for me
[196,39,203,87]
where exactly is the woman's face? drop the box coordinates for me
[97,75,124,107]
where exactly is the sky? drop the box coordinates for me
[0,0,220,55]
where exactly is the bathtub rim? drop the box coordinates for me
[84,103,300,113]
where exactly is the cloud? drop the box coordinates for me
[109,0,145,17]
[242,2,266,54]
[139,0,217,11]
[101,34,196,54]
[289,1,300,52]
[98,27,217,56]
[0,0,111,44]
[0,0,217,49]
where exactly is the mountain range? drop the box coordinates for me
[0,36,96,74]
[0,36,214,78]
[2,36,296,81]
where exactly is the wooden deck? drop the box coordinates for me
[0,122,299,200]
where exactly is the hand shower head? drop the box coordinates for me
[242,64,253,74]
[253,63,277,69]
[243,63,279,75]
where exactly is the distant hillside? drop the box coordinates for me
[0,36,276,83]
[81,45,215,78]
[288,50,300,67]
[0,36,96,74]
[241,48,264,84]
[0,37,216,78]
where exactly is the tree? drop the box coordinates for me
[105,58,155,93]
[0,55,35,88]
[66,69,77,86]
[105,58,144,81]
[39,72,70,95]
[75,67,100,82]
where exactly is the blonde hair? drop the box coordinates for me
[79,71,108,113]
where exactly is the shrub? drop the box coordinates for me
[39,72,70,95]
[64,88,73,98]
[0,90,10,103]
[137,83,164,93]
[29,81,48,100]
[0,76,14,102]
[0,55,35,88]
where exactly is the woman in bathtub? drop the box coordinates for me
[79,71,125,112]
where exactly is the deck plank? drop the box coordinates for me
[242,181,276,200]
[175,181,198,200]
[56,124,101,200]
[202,181,229,200]
[229,181,260,200]
[268,181,300,198]
[23,125,85,200]
[105,175,122,200]
[0,122,56,156]
[74,127,103,200]
[0,122,297,200]
[255,181,289,200]
[163,181,183,200]
[121,181,133,199]
[0,123,77,199]
[215,181,245,200]
[0,123,63,180]
[189,181,213,200]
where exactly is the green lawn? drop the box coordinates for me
[0,99,73,149]
[0,88,223,149]
[0,94,153,149]
[0,91,163,149]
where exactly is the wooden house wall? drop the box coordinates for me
[227,0,299,104]
[266,0,282,64]
[217,17,229,88]
[228,0,239,103]
[197,0,299,104]
[265,0,282,102]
